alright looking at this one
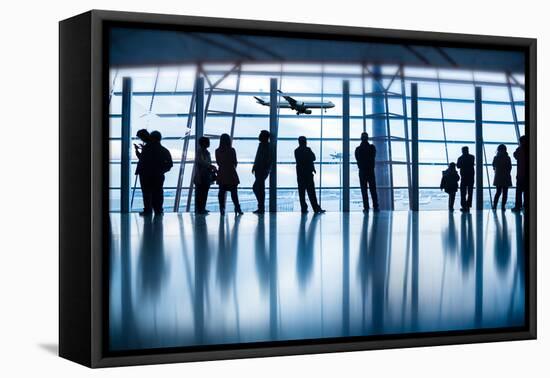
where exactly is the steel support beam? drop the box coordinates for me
[195,77,205,155]
[120,77,132,213]
[475,86,484,210]
[186,77,205,212]
[371,65,392,210]
[411,83,419,211]
[269,78,279,212]
[342,80,350,212]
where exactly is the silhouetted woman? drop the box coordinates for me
[440,162,460,211]
[492,144,512,211]
[194,136,217,215]
[215,133,243,216]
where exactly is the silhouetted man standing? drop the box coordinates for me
[512,135,528,212]
[456,146,475,212]
[294,136,325,214]
[355,132,379,212]
[252,130,272,214]
[140,130,173,216]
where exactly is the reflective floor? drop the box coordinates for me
[109,211,525,351]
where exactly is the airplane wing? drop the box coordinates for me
[277,90,297,107]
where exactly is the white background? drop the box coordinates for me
[0,0,547,376]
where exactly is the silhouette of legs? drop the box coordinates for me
[493,186,508,210]
[253,173,267,212]
[297,175,321,213]
[460,183,473,211]
[150,174,165,215]
[195,184,210,214]
[513,181,527,211]
[448,192,456,210]
[139,174,153,214]
[218,185,242,215]
[359,171,379,211]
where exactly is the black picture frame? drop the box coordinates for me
[59,9,537,368]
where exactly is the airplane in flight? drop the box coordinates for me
[254,90,335,115]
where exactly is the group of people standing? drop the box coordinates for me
[134,129,174,216]
[440,135,528,212]
[134,127,528,216]
[192,131,328,215]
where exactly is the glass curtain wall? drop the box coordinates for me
[108,64,525,212]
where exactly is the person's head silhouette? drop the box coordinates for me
[259,130,270,143]
[519,135,527,147]
[219,133,232,149]
[497,144,507,154]
[150,131,162,143]
[361,132,369,143]
[449,162,456,170]
[136,129,150,143]
[462,146,469,155]
[298,136,307,147]
[198,136,210,149]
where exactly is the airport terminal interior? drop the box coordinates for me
[107,28,526,350]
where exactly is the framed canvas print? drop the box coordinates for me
[59,10,536,368]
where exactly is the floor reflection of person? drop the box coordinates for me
[492,144,512,211]
[355,132,379,212]
[194,136,217,215]
[512,135,528,212]
[294,136,325,214]
[457,146,475,212]
[252,130,272,214]
[216,133,243,216]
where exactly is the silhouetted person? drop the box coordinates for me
[512,135,528,212]
[134,129,151,214]
[215,133,243,216]
[139,130,173,216]
[355,132,379,212]
[294,136,325,214]
[440,162,460,211]
[194,136,217,215]
[492,144,512,211]
[252,130,272,214]
[456,146,475,212]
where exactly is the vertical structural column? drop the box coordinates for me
[195,77,205,152]
[475,86,483,210]
[188,77,204,212]
[342,80,350,212]
[120,77,132,213]
[269,78,279,213]
[411,83,419,211]
[372,66,391,209]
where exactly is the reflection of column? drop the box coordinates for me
[121,77,132,213]
[411,212,419,328]
[269,78,279,213]
[193,216,207,344]
[475,87,484,210]
[474,211,484,327]
[268,214,279,340]
[342,213,350,336]
[372,66,391,210]
[411,83,419,211]
[342,80,350,212]
[119,214,134,348]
